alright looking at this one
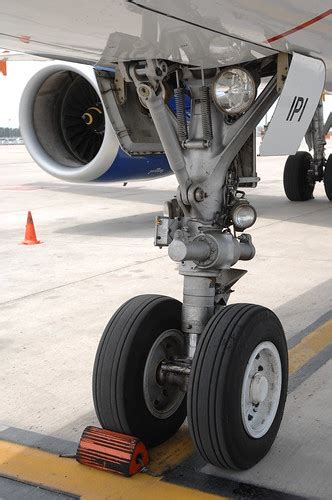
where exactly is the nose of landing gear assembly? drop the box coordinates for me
[92,59,288,471]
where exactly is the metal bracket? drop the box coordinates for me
[113,70,126,105]
[154,216,178,247]
[277,52,289,93]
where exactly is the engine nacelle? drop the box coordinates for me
[19,63,171,183]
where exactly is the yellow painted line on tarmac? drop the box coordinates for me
[0,320,331,499]
[148,425,194,475]
[288,319,332,374]
[0,440,223,500]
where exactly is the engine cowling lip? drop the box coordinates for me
[19,62,119,182]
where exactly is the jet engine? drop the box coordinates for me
[19,63,171,183]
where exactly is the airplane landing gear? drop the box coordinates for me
[324,155,332,201]
[283,151,315,201]
[93,58,288,470]
[283,101,332,202]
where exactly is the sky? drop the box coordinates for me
[0,61,331,128]
[0,61,49,127]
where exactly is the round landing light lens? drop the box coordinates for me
[213,67,256,115]
[232,203,257,231]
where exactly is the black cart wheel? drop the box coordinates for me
[93,294,186,447]
[324,155,332,201]
[188,303,288,470]
[283,151,314,201]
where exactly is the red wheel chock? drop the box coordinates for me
[76,426,149,477]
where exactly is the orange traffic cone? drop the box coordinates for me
[21,211,42,245]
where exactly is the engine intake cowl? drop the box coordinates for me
[19,63,171,183]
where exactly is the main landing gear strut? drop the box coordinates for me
[93,59,288,470]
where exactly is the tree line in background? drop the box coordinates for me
[0,127,21,138]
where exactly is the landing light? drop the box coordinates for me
[231,202,257,232]
[212,67,256,115]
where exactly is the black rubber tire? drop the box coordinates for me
[323,155,332,201]
[93,294,187,447]
[188,303,288,470]
[283,151,314,201]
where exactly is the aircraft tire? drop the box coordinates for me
[187,303,288,470]
[283,151,314,201]
[93,294,187,447]
[323,154,332,201]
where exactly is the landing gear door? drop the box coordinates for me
[260,53,325,156]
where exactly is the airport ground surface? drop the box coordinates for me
[0,145,331,499]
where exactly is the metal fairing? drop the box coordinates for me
[94,149,171,182]
[260,53,326,156]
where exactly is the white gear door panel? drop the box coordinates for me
[260,53,325,156]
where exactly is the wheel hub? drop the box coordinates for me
[241,341,282,439]
[249,373,268,404]
[143,330,186,419]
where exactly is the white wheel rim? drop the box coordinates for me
[241,341,282,439]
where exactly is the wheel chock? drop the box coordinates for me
[76,426,149,477]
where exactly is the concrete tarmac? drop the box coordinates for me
[0,145,331,498]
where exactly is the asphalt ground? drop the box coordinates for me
[0,144,331,499]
